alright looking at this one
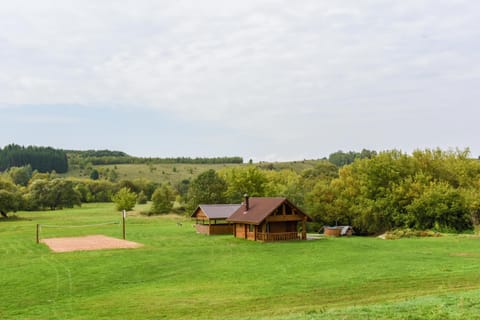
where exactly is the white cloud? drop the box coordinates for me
[1,0,479,159]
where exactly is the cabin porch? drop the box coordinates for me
[194,219,233,235]
[233,220,307,241]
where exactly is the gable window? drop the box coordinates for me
[285,205,292,215]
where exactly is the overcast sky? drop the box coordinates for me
[1,1,479,161]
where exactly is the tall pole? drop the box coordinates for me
[122,210,126,240]
[36,224,40,244]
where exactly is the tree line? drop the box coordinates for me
[2,148,480,236]
[67,150,243,166]
[0,144,68,173]
[183,149,480,234]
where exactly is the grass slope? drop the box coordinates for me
[63,160,323,184]
[2,204,480,319]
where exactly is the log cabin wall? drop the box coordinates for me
[209,224,233,235]
[195,224,210,235]
[246,224,256,240]
[235,223,246,239]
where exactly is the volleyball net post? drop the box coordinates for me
[36,224,40,244]
[122,210,126,240]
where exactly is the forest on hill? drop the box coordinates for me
[1,145,480,235]
[0,144,68,173]
[65,149,243,166]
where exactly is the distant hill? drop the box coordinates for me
[64,157,324,185]
[1,145,326,184]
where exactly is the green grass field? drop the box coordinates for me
[2,204,480,319]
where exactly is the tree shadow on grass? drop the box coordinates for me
[0,215,32,222]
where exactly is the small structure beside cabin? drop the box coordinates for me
[323,226,354,237]
[191,204,241,235]
[227,196,312,242]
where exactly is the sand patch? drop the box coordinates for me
[41,235,143,253]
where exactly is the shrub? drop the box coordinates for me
[384,228,441,240]
[150,184,176,214]
[137,191,148,204]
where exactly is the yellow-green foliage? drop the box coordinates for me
[384,228,441,239]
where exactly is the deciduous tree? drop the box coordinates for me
[220,166,267,202]
[112,187,137,211]
[187,169,227,209]
[150,184,176,214]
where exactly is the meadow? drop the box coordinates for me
[2,203,480,319]
[64,160,322,184]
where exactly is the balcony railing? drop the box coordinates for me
[256,232,301,242]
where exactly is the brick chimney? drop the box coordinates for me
[244,193,250,211]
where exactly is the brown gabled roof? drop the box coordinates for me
[227,197,312,225]
[191,204,241,219]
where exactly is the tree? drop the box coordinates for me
[27,178,81,210]
[84,180,116,202]
[220,166,267,202]
[118,180,140,194]
[328,149,377,167]
[264,170,305,206]
[8,165,33,186]
[175,179,190,201]
[305,180,342,229]
[112,187,137,211]
[150,184,176,214]
[137,191,148,204]
[187,169,227,209]
[90,169,99,180]
[132,178,157,200]
[0,179,22,218]
[0,190,22,218]
[406,182,471,232]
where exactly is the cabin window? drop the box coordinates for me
[266,223,270,233]
[275,207,283,215]
[249,224,254,232]
[285,205,292,215]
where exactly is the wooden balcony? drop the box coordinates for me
[256,232,301,242]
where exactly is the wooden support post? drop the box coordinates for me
[302,217,306,240]
[36,224,40,244]
[122,210,126,240]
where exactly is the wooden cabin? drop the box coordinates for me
[227,196,312,242]
[191,204,240,235]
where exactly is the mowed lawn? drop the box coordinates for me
[2,204,480,319]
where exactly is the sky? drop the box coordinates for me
[1,0,479,162]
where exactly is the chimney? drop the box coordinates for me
[244,193,250,211]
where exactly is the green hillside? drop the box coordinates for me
[63,160,324,185]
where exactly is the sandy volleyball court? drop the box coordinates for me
[41,235,143,252]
